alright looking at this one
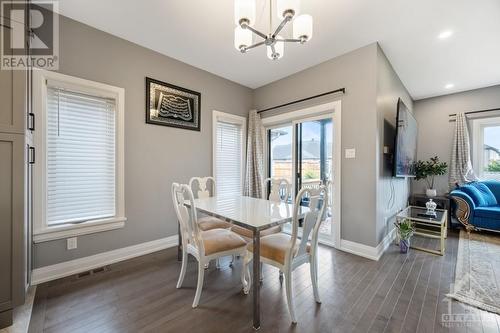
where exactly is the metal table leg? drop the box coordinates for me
[252,229,261,330]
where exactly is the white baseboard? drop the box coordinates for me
[376,228,397,258]
[31,235,178,285]
[339,229,396,261]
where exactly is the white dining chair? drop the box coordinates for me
[189,176,234,269]
[231,177,291,279]
[189,176,232,231]
[241,185,328,324]
[172,183,247,308]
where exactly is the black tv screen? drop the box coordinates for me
[393,99,417,177]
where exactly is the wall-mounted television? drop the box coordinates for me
[393,98,418,177]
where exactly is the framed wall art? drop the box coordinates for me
[146,77,201,131]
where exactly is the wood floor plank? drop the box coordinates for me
[416,255,444,332]
[353,247,415,332]
[400,241,434,333]
[383,239,430,333]
[368,244,421,332]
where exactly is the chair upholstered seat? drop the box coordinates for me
[202,229,247,255]
[198,216,231,231]
[231,225,282,241]
[247,233,310,265]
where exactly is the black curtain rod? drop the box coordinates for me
[449,107,500,117]
[257,88,346,114]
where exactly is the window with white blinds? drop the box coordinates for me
[46,87,116,225]
[215,116,245,197]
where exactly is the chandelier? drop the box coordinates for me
[234,0,313,60]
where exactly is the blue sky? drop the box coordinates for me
[484,126,500,149]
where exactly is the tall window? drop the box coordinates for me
[472,117,500,180]
[47,87,116,225]
[33,70,125,240]
[213,111,246,197]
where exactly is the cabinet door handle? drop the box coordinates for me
[29,147,35,164]
[28,112,35,131]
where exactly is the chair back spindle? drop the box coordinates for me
[263,178,290,202]
[172,183,205,254]
[189,176,216,199]
[289,186,328,261]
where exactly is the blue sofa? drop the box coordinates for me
[450,180,500,233]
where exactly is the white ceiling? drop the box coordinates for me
[54,0,500,100]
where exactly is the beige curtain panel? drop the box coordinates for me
[244,110,265,198]
[449,112,478,189]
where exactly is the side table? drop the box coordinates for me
[409,193,456,229]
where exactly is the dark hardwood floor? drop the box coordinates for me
[28,231,500,333]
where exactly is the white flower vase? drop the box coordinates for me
[400,239,410,254]
[426,189,437,197]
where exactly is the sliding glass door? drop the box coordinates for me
[295,117,333,240]
[267,114,335,244]
[296,118,332,193]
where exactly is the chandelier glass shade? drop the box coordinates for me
[293,14,312,41]
[234,26,253,50]
[234,0,256,26]
[276,0,300,19]
[234,0,313,60]
[266,36,284,60]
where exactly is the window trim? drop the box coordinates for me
[212,110,247,196]
[32,69,126,243]
[472,116,500,180]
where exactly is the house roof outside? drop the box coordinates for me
[484,144,500,155]
[273,140,332,160]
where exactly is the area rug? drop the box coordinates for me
[447,230,500,314]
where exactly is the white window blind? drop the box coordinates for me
[47,87,116,225]
[216,120,243,196]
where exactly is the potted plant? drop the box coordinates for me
[394,218,415,254]
[414,156,448,197]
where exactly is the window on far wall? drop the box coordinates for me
[213,111,246,197]
[472,116,500,180]
[33,70,125,239]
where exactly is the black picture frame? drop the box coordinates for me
[145,77,201,131]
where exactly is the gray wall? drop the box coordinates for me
[413,85,500,195]
[33,16,253,268]
[375,46,413,244]
[254,43,380,247]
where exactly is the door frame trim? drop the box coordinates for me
[262,101,342,248]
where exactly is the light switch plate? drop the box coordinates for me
[67,237,77,250]
[345,148,356,159]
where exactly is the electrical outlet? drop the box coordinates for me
[67,237,77,250]
[345,148,356,159]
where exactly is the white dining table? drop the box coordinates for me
[186,195,305,330]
